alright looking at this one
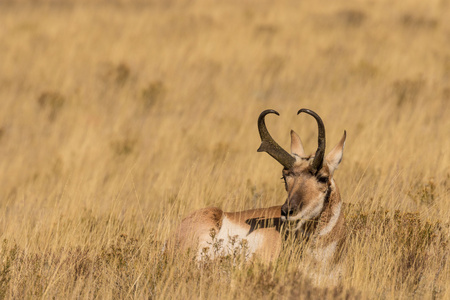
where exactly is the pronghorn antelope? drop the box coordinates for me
[169,109,346,273]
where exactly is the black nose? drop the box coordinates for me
[281,205,294,218]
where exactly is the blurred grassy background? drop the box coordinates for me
[0,0,448,298]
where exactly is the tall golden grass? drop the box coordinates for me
[0,0,448,298]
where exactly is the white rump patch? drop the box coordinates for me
[197,217,264,260]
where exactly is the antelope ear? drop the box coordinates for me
[290,130,305,157]
[325,131,346,175]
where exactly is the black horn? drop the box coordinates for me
[297,109,325,173]
[257,110,296,169]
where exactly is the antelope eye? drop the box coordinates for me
[281,176,288,190]
[318,176,328,184]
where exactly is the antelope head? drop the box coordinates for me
[257,109,346,230]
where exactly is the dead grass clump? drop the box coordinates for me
[407,178,437,205]
[110,137,137,156]
[0,240,18,299]
[103,63,131,87]
[347,209,448,292]
[335,9,367,27]
[392,77,425,107]
[99,234,140,272]
[400,14,438,30]
[0,234,149,299]
[37,91,65,121]
[254,24,279,37]
[140,81,166,111]
[351,60,379,82]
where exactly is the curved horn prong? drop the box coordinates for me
[297,108,326,173]
[257,110,296,169]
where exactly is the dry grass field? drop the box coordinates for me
[0,0,449,298]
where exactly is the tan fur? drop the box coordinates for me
[169,207,223,252]
[169,206,283,262]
